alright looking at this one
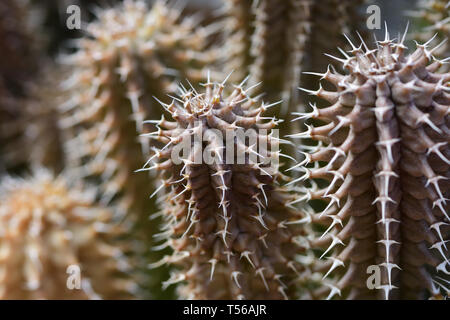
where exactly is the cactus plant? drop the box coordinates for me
[222,0,256,83]
[60,0,218,298]
[250,0,311,114]
[411,0,450,60]
[61,0,217,215]
[24,68,66,173]
[140,75,312,299]
[290,29,450,300]
[223,0,368,115]
[0,0,449,302]
[0,0,41,173]
[302,0,368,78]
[0,170,135,299]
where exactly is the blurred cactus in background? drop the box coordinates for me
[223,0,368,116]
[410,0,450,59]
[0,171,135,299]
[0,0,66,174]
[222,0,255,83]
[0,0,448,300]
[290,29,449,300]
[59,0,218,298]
[0,0,39,173]
[140,76,317,299]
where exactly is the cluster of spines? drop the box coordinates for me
[140,74,317,299]
[0,0,40,172]
[290,28,449,299]
[222,0,256,83]
[0,0,38,95]
[0,170,135,299]
[410,0,450,60]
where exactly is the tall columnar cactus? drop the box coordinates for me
[0,0,40,172]
[0,171,135,299]
[24,68,66,173]
[0,79,21,173]
[290,30,450,300]
[60,0,216,298]
[141,75,312,299]
[222,0,256,83]
[250,0,311,115]
[223,0,368,116]
[411,0,450,59]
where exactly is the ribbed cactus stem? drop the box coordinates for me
[0,0,38,96]
[412,0,450,59]
[222,0,256,83]
[141,75,310,299]
[0,0,41,172]
[60,0,217,298]
[291,29,449,300]
[0,170,135,299]
[302,0,368,75]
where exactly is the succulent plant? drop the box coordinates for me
[60,0,218,298]
[0,170,135,299]
[223,0,368,116]
[290,29,450,300]
[222,0,256,83]
[1,0,449,302]
[249,0,311,114]
[411,0,450,60]
[141,75,313,299]
[0,0,41,173]
[0,0,39,97]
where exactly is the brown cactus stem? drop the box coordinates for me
[223,0,256,83]
[291,28,450,300]
[0,0,38,97]
[141,75,312,299]
[302,0,368,78]
[411,0,450,60]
